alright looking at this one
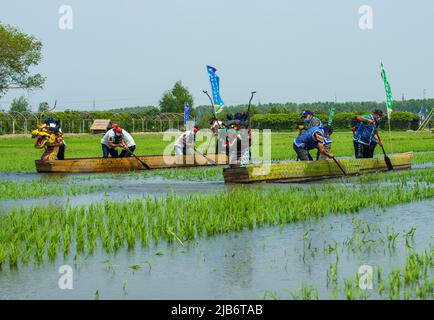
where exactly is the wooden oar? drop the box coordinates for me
[124,148,151,170]
[376,132,393,170]
[194,147,216,166]
[332,157,347,175]
[203,132,216,156]
[379,144,393,170]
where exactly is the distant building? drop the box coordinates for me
[90,119,111,134]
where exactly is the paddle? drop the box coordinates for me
[295,129,303,161]
[245,91,256,125]
[376,133,393,170]
[332,156,347,176]
[194,147,217,166]
[124,147,151,170]
[203,90,218,122]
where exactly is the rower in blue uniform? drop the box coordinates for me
[293,125,334,161]
[353,109,383,158]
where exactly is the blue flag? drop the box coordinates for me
[184,102,191,125]
[206,65,224,114]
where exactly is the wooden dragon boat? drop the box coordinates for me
[223,152,413,183]
[35,154,228,173]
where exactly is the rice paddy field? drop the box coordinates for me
[0,131,433,299]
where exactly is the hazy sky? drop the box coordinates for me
[1,0,433,111]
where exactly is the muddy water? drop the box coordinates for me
[0,200,432,299]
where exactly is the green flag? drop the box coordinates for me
[380,62,394,118]
[328,107,336,125]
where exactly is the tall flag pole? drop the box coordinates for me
[380,62,394,118]
[380,62,394,148]
[184,102,191,126]
[206,65,224,114]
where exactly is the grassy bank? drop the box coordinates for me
[0,131,432,172]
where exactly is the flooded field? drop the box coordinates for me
[0,200,432,299]
[0,150,432,300]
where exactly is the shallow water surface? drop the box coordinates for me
[0,199,432,299]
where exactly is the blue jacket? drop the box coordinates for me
[305,116,322,129]
[354,115,378,145]
[294,126,330,150]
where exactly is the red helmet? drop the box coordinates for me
[114,126,123,133]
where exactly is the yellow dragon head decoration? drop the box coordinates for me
[31,124,57,149]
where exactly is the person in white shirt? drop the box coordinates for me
[118,127,136,157]
[101,127,120,158]
[100,125,136,158]
[174,126,199,155]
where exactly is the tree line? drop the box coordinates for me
[0,21,431,133]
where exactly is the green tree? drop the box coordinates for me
[38,101,49,113]
[0,23,45,97]
[9,95,30,113]
[159,81,193,113]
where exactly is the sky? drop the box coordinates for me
[1,0,433,111]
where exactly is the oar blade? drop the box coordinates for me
[380,144,394,171]
[384,155,394,171]
[333,157,347,176]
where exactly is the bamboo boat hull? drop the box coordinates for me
[223,152,413,183]
[35,154,228,173]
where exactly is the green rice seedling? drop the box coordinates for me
[1,169,433,271]
[129,264,142,275]
[34,235,45,263]
[324,240,338,255]
[75,228,85,254]
[48,230,61,261]
[388,269,403,300]
[262,290,280,300]
[377,265,382,282]
[0,179,105,201]
[326,264,338,287]
[344,278,355,300]
[141,259,152,272]
[129,264,142,270]
[378,279,387,297]
[103,259,117,275]
[62,225,71,258]
[404,227,416,249]
[167,228,184,247]
[294,284,319,300]
[8,243,19,269]
[122,280,128,295]
[126,227,136,251]
[387,232,400,249]
[0,243,7,269]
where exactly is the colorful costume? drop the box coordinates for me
[31,123,65,161]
